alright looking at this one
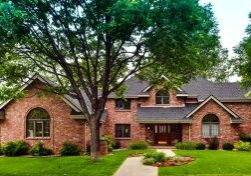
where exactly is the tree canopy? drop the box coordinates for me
[0,0,222,159]
[234,13,251,91]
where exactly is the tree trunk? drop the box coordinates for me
[90,116,100,160]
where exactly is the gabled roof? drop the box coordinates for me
[0,74,83,112]
[113,76,250,102]
[182,77,250,101]
[185,95,240,120]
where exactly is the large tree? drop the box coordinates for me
[0,0,221,159]
[234,13,251,91]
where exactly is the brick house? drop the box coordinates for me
[0,74,250,153]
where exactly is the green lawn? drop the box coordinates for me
[0,150,146,176]
[159,150,251,176]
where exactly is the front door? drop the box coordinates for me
[154,124,171,145]
[153,124,182,145]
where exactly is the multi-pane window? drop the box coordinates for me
[202,114,219,138]
[26,108,50,138]
[115,124,131,138]
[115,99,131,110]
[156,90,169,104]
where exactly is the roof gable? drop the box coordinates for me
[0,74,82,112]
[185,95,240,119]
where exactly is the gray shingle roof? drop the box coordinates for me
[108,76,149,97]
[117,76,250,101]
[182,77,249,100]
[136,104,199,122]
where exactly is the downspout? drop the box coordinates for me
[188,124,191,141]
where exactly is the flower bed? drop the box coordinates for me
[152,156,195,167]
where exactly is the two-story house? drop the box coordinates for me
[0,74,250,153]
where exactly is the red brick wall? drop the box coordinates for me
[225,102,251,134]
[140,88,185,107]
[0,80,87,154]
[103,99,145,147]
[188,100,240,147]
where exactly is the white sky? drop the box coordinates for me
[200,0,251,81]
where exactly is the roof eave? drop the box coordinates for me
[136,119,193,124]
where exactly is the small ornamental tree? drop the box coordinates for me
[0,0,221,160]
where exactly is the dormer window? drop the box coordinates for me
[156,90,169,104]
[115,99,131,110]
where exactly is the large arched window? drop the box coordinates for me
[26,108,50,138]
[202,114,219,137]
[156,90,169,104]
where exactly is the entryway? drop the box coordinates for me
[146,124,182,146]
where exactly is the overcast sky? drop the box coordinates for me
[200,0,251,81]
[200,0,251,56]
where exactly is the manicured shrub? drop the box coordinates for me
[222,143,234,151]
[175,142,196,150]
[100,135,119,151]
[2,140,29,156]
[142,157,156,165]
[128,141,148,150]
[30,142,53,156]
[195,143,206,150]
[144,151,166,162]
[111,141,121,149]
[60,142,80,156]
[234,141,251,151]
[240,133,251,143]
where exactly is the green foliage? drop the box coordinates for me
[2,140,29,156]
[30,142,52,156]
[0,0,221,160]
[144,151,166,162]
[175,142,196,150]
[100,135,116,152]
[195,143,206,150]
[234,141,251,151]
[233,13,251,90]
[0,0,221,102]
[60,142,80,156]
[128,141,148,150]
[222,143,234,151]
[142,157,156,165]
[240,133,251,143]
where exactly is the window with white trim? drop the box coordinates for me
[202,114,219,138]
[156,90,169,104]
[26,108,50,138]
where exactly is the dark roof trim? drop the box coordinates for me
[185,95,240,119]
[136,120,193,124]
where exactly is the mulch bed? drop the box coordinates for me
[153,156,195,167]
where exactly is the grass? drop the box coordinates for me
[0,149,147,176]
[159,150,251,176]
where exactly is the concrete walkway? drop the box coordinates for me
[156,149,176,157]
[113,149,175,176]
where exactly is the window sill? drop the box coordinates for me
[115,109,131,112]
[115,137,131,140]
[26,137,51,140]
[202,136,219,139]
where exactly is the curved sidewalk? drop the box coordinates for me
[113,149,175,176]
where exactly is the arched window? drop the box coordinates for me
[202,114,219,137]
[156,90,169,104]
[26,108,50,138]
